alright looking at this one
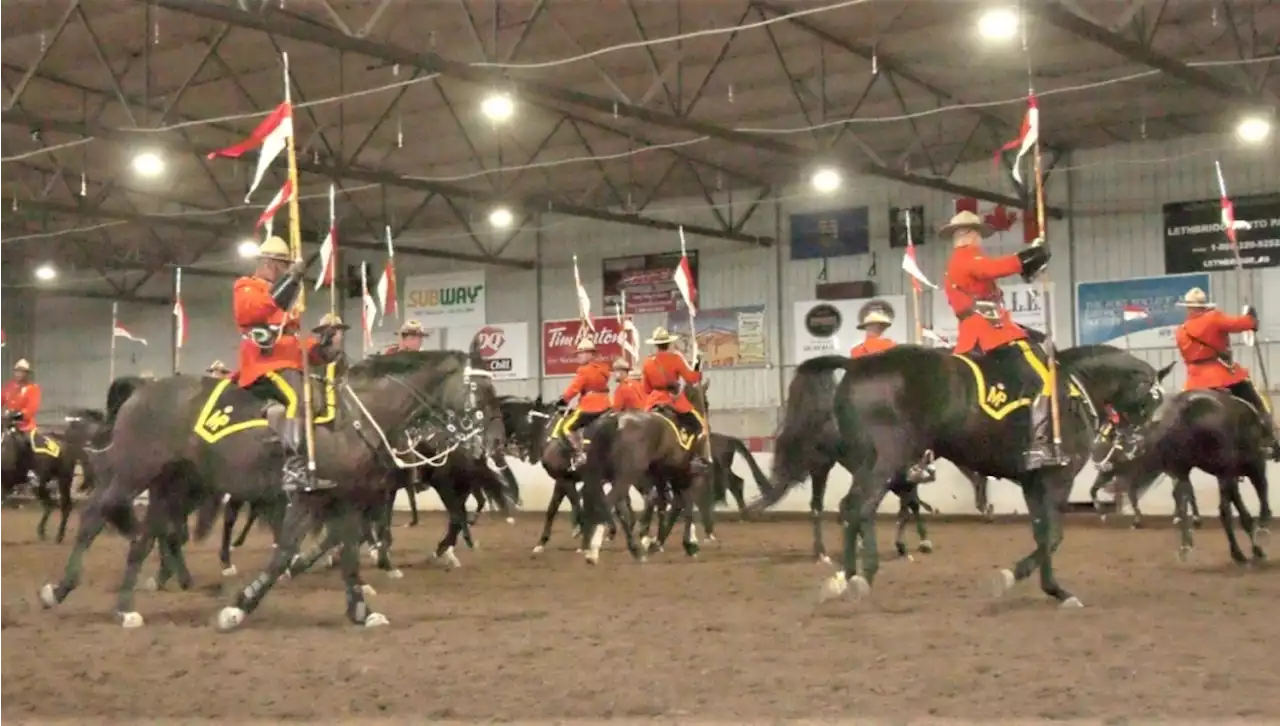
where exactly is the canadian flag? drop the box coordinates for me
[674,253,698,316]
[315,184,338,290]
[901,236,936,291]
[207,101,294,203]
[360,262,377,350]
[376,225,397,321]
[255,179,294,233]
[173,300,187,348]
[955,197,1038,247]
[996,93,1040,186]
[573,254,595,332]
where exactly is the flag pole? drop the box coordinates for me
[1214,161,1273,404]
[678,226,713,461]
[905,210,923,345]
[281,52,319,483]
[109,301,118,385]
[328,184,338,316]
[173,267,183,374]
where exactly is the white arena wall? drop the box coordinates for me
[6,132,1278,510]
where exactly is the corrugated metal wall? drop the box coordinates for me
[20,133,1279,434]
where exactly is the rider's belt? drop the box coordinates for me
[241,325,281,353]
[956,301,1004,324]
[1185,355,1222,365]
[656,384,680,393]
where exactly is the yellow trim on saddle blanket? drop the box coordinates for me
[194,367,339,444]
[550,408,578,439]
[30,429,61,458]
[954,340,1082,421]
[313,362,338,425]
[657,410,702,451]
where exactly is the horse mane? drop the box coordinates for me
[1058,344,1153,381]
[65,408,107,423]
[106,376,148,424]
[347,349,468,380]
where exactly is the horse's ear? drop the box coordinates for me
[1156,361,1176,382]
[468,333,485,369]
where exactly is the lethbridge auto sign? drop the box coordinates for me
[541,318,626,376]
[1163,193,1280,273]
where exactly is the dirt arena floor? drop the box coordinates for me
[2,506,1279,724]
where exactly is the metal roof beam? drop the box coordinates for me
[148,0,1061,218]
[1032,1,1273,103]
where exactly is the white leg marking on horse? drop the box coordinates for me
[531,544,545,555]
[360,583,377,597]
[440,546,461,570]
[387,569,404,580]
[505,516,515,525]
[364,612,390,627]
[849,575,871,601]
[991,568,1016,597]
[1060,596,1084,609]
[216,606,247,632]
[639,535,652,551]
[917,539,934,553]
[119,611,145,629]
[688,523,699,545]
[38,584,57,608]
[221,565,237,577]
[585,525,605,564]
[818,572,847,603]
[140,576,159,592]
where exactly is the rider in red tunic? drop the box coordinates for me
[940,210,1058,470]
[611,358,646,411]
[554,338,612,463]
[640,326,710,471]
[232,235,316,492]
[1174,286,1278,458]
[2,359,41,433]
[849,308,897,358]
[383,320,428,354]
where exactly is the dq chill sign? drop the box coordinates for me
[402,271,486,328]
[542,318,626,376]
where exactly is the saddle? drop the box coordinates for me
[649,405,698,450]
[955,346,1082,422]
[194,377,339,445]
[29,430,62,459]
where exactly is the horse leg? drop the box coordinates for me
[970,471,995,522]
[431,483,465,570]
[1089,470,1113,518]
[1223,477,1264,561]
[34,477,55,541]
[994,474,1080,607]
[810,463,833,564]
[233,503,259,547]
[55,471,73,544]
[114,501,173,627]
[608,477,644,562]
[893,487,911,558]
[331,503,389,627]
[40,479,138,608]
[565,479,585,537]
[468,487,485,525]
[1247,467,1271,534]
[819,470,889,604]
[1172,476,1196,562]
[1217,477,1249,564]
[1129,482,1145,529]
[406,478,421,527]
[678,478,702,558]
[220,499,244,576]
[532,479,568,554]
[216,498,316,632]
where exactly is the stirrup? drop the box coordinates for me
[1024,445,1069,470]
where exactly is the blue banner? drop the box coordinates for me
[790,207,869,260]
[1076,273,1209,348]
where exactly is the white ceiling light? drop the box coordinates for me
[131,150,165,178]
[977,7,1020,41]
[237,239,260,259]
[810,167,842,194]
[480,92,515,123]
[1236,115,1272,144]
[34,263,57,281]
[488,206,515,229]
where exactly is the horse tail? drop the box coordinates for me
[752,357,848,511]
[106,376,147,425]
[725,435,770,499]
[191,493,224,543]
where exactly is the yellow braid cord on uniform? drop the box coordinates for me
[263,371,299,418]
[1015,340,1054,397]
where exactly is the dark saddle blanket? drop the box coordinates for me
[956,345,1081,421]
[193,377,338,445]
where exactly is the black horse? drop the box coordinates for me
[1087,418,1202,529]
[1,418,76,542]
[754,343,1168,608]
[1106,389,1273,564]
[39,347,507,631]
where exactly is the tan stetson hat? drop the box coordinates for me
[257,235,292,261]
[1176,287,1215,308]
[13,359,30,371]
[206,359,230,373]
[313,312,350,332]
[938,211,993,240]
[611,357,631,371]
[857,309,894,330]
[576,337,597,352]
[646,326,680,345]
[398,319,426,337]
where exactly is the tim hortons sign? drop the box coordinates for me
[542,318,626,376]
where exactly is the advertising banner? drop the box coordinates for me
[602,251,698,314]
[793,296,908,362]
[1163,193,1280,273]
[666,305,767,369]
[402,271,487,328]
[542,318,627,376]
[1076,273,1209,348]
[444,323,529,380]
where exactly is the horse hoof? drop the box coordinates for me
[368,548,380,562]
[1254,527,1271,547]
[849,575,871,601]
[387,569,404,580]
[894,544,908,557]
[818,573,847,603]
[216,607,247,632]
[531,545,545,555]
[708,533,718,542]
[683,541,700,558]
[221,565,237,577]
[38,584,58,608]
[639,535,652,551]
[360,583,377,598]
[1059,596,1084,609]
[917,540,934,554]
[1192,518,1203,530]
[817,554,832,565]
[435,547,461,570]
[1177,545,1193,564]
[570,527,582,538]
[505,517,515,525]
[364,612,390,628]
[584,552,599,565]
[119,611,145,629]
[990,568,1016,598]
[140,576,159,592]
